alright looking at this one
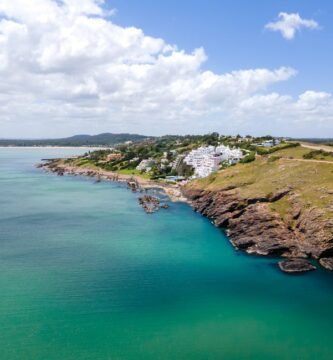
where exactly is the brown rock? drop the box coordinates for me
[319,257,333,271]
[278,259,316,273]
[183,186,333,267]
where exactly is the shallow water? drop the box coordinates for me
[0,148,333,360]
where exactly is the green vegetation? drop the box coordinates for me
[272,145,309,159]
[303,149,333,161]
[56,136,332,223]
[74,133,225,180]
[60,134,313,183]
[0,133,149,147]
[56,135,333,223]
[255,142,300,155]
[240,151,255,163]
[78,134,298,180]
[269,196,291,221]
[189,144,333,220]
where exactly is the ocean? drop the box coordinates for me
[1,147,333,360]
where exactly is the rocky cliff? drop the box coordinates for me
[183,187,333,273]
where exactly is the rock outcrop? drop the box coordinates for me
[278,259,316,273]
[319,258,333,271]
[138,195,169,214]
[183,187,333,272]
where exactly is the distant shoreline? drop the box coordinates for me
[0,146,110,149]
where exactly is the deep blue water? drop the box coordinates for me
[0,148,333,360]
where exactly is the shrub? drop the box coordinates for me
[240,151,256,163]
[303,150,333,159]
[256,142,300,155]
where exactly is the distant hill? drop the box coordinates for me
[0,133,152,147]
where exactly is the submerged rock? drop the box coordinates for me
[160,204,170,209]
[319,257,333,271]
[278,259,316,274]
[138,195,169,214]
[127,180,140,192]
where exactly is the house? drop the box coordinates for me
[106,153,123,161]
[136,158,155,172]
[260,140,274,148]
[258,138,281,148]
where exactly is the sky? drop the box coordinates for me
[0,0,332,138]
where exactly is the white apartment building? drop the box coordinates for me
[184,145,243,178]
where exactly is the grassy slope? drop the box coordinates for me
[189,146,333,221]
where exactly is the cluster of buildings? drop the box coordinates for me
[137,151,178,172]
[110,137,284,179]
[184,145,243,178]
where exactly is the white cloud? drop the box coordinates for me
[0,0,332,138]
[265,12,319,40]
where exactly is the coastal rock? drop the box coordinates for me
[294,207,333,259]
[227,203,301,257]
[127,180,140,192]
[40,159,333,273]
[39,160,178,215]
[278,259,316,273]
[319,257,333,271]
[183,187,333,271]
[138,195,169,214]
[183,188,304,259]
[160,204,170,209]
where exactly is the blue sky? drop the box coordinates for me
[0,0,332,137]
[110,0,332,95]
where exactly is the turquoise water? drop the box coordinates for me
[1,148,333,360]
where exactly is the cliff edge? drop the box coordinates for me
[183,145,333,273]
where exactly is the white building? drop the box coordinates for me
[259,139,280,148]
[136,158,155,172]
[184,145,243,178]
[260,140,274,147]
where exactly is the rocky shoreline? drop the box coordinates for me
[182,187,333,273]
[38,159,333,274]
[37,159,188,203]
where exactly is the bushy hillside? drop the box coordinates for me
[0,133,151,146]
